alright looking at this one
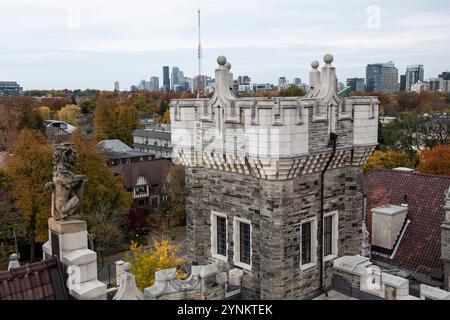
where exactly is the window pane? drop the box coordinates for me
[324,216,332,256]
[239,222,251,265]
[216,216,227,256]
[301,222,312,265]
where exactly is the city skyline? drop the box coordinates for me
[1,0,450,90]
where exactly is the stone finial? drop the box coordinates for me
[113,262,143,300]
[323,53,334,64]
[311,60,319,69]
[225,62,231,70]
[7,253,20,271]
[217,55,227,66]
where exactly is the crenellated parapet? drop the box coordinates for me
[170,54,379,180]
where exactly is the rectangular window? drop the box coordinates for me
[216,216,227,257]
[239,222,251,265]
[324,216,333,256]
[233,218,252,270]
[301,222,312,265]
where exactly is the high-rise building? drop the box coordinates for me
[278,77,287,86]
[171,66,180,90]
[366,61,399,93]
[346,78,365,92]
[294,78,302,86]
[0,81,23,96]
[237,76,251,85]
[114,81,120,92]
[192,75,207,93]
[405,64,424,91]
[163,66,170,92]
[399,75,406,92]
[149,77,159,92]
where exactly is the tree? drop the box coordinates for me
[278,85,306,97]
[163,109,170,124]
[37,106,51,120]
[71,130,131,263]
[57,104,80,125]
[4,129,53,262]
[116,104,141,146]
[93,95,117,141]
[125,240,184,291]
[417,144,450,176]
[17,98,45,133]
[79,99,96,114]
[0,104,20,150]
[162,165,186,231]
[363,150,412,173]
[0,169,23,269]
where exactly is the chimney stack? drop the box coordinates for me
[371,204,408,250]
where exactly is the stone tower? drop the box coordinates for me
[170,55,379,299]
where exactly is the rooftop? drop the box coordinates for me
[363,168,450,275]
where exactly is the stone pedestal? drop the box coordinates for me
[43,218,107,300]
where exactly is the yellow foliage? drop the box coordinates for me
[37,106,51,120]
[163,109,170,124]
[363,150,412,173]
[125,240,184,291]
[57,104,80,125]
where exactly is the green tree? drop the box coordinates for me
[79,99,96,114]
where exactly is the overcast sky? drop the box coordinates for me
[1,0,450,90]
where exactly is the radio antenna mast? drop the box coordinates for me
[197,9,202,98]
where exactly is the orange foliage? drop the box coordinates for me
[417,144,450,176]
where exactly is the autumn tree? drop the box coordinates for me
[57,104,80,125]
[37,106,51,120]
[417,144,450,176]
[163,165,186,230]
[125,240,184,291]
[4,129,53,261]
[116,104,141,146]
[363,150,412,173]
[278,85,306,97]
[17,98,45,133]
[71,130,131,264]
[0,104,20,150]
[79,99,96,114]
[0,169,23,269]
[93,95,117,141]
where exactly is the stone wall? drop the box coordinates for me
[186,161,366,299]
[441,223,450,290]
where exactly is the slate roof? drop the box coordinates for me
[110,158,171,190]
[362,168,450,275]
[133,128,171,140]
[0,257,66,300]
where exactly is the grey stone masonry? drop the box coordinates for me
[172,54,379,300]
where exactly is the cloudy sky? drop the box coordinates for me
[1,0,449,90]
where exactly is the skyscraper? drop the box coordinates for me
[346,78,365,92]
[278,77,287,86]
[150,76,159,92]
[399,75,406,92]
[171,66,180,90]
[114,81,120,92]
[366,61,399,93]
[405,64,424,91]
[163,66,170,92]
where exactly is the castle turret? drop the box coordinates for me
[170,54,379,299]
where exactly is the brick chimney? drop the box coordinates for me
[371,205,408,250]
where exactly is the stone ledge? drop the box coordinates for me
[48,218,87,234]
[62,249,97,266]
[69,279,107,300]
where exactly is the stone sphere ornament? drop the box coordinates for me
[324,54,334,64]
[225,62,231,70]
[311,60,320,69]
[217,55,227,66]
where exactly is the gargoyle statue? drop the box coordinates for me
[45,143,87,221]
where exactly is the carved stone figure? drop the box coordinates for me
[45,143,87,220]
